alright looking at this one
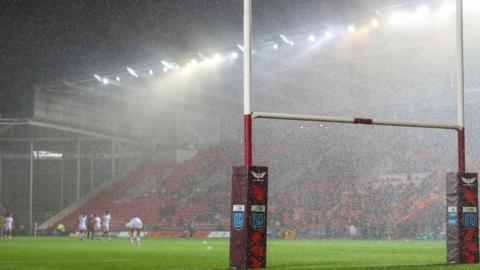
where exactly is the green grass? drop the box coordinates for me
[0,237,479,269]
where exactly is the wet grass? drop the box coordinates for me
[0,237,478,269]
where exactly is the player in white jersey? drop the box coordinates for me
[3,213,13,240]
[93,214,102,239]
[78,213,87,240]
[102,210,111,239]
[127,217,143,245]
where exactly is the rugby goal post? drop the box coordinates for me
[229,0,477,268]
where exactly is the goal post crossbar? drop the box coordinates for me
[252,112,462,131]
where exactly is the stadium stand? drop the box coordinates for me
[52,146,231,232]
[43,137,449,240]
[54,160,175,231]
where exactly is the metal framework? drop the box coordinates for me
[0,117,136,235]
[0,118,137,144]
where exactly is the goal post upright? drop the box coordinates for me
[244,0,252,167]
[445,1,478,264]
[230,1,268,269]
[456,0,465,173]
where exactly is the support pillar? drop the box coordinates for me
[0,150,2,201]
[29,139,34,236]
[111,140,116,179]
[60,151,64,210]
[90,149,94,191]
[230,166,268,269]
[446,172,479,264]
[76,139,80,201]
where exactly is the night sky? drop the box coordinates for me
[0,0,402,117]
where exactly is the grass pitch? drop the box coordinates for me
[0,237,479,269]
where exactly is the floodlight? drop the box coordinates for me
[324,31,333,39]
[161,60,175,70]
[347,25,355,33]
[126,67,138,78]
[236,44,245,52]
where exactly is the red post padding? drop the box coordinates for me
[446,172,478,264]
[230,166,268,269]
[353,118,373,124]
[458,129,465,173]
[244,115,253,167]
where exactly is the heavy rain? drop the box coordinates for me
[0,0,480,269]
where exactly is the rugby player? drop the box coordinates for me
[87,214,95,240]
[3,213,13,240]
[127,217,143,245]
[78,213,87,240]
[94,214,102,239]
[102,210,111,239]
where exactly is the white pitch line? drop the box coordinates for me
[0,259,133,264]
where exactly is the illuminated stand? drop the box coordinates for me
[230,0,476,268]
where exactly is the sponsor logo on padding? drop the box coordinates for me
[251,171,266,181]
[461,177,477,186]
[463,207,477,228]
[233,205,245,231]
[250,205,265,230]
[448,212,457,228]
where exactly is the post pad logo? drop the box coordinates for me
[233,205,245,231]
[463,207,477,228]
[251,171,266,181]
[250,205,266,230]
[461,177,477,186]
[448,212,458,228]
[448,206,458,228]
[448,206,457,213]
